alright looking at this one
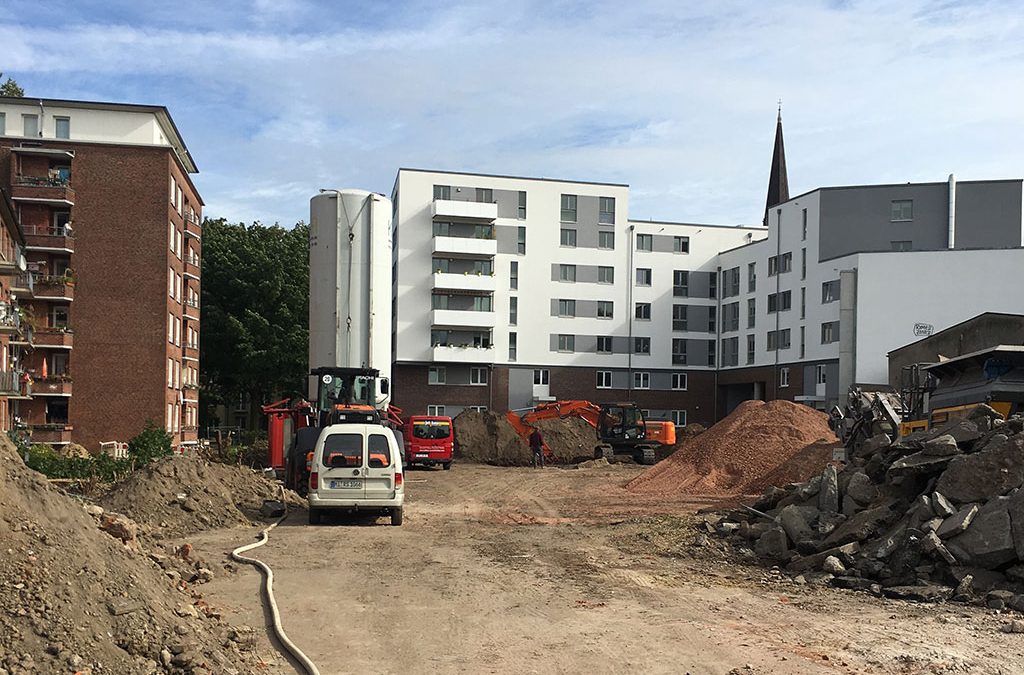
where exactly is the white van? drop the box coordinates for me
[307,423,405,526]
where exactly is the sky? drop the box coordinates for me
[2,0,1023,227]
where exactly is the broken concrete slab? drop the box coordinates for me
[822,505,894,548]
[845,471,878,506]
[937,504,979,539]
[819,465,839,514]
[888,451,956,478]
[875,525,908,560]
[787,542,861,573]
[922,434,961,458]
[934,436,1024,504]
[947,497,1018,569]
[1009,488,1024,561]
[881,584,953,603]
[822,555,846,574]
[931,491,956,518]
[754,527,790,559]
[776,504,814,546]
[855,433,892,460]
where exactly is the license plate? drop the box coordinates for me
[330,480,362,489]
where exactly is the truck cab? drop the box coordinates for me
[404,416,454,470]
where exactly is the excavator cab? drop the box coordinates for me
[311,367,388,426]
[595,403,658,465]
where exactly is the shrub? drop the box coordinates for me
[127,421,174,466]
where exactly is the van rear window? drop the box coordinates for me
[322,433,362,469]
[368,434,392,468]
[412,421,451,440]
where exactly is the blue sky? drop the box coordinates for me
[2,0,1023,226]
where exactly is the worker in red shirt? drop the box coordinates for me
[529,428,544,468]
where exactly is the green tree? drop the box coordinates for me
[200,219,309,429]
[0,73,24,97]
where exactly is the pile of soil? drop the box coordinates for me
[627,400,836,496]
[0,435,270,673]
[101,454,296,539]
[453,411,599,465]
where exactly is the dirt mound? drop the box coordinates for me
[454,411,599,465]
[744,439,838,493]
[59,442,91,458]
[101,454,293,539]
[0,434,270,673]
[627,400,835,496]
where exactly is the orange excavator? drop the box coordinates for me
[506,400,675,465]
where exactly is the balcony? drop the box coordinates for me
[184,343,199,361]
[431,309,496,329]
[432,271,497,293]
[432,235,497,258]
[431,199,497,223]
[431,345,496,363]
[184,300,200,321]
[0,370,23,396]
[0,305,21,334]
[24,225,74,253]
[33,276,75,301]
[11,177,75,206]
[0,246,26,277]
[30,424,73,445]
[34,328,73,349]
[11,273,34,298]
[184,259,200,281]
[184,219,202,241]
[34,377,72,397]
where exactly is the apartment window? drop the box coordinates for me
[633,372,650,390]
[168,267,174,297]
[560,228,577,247]
[558,264,576,282]
[432,258,450,273]
[170,175,176,205]
[672,338,687,365]
[598,231,615,250]
[509,297,518,325]
[22,114,39,138]
[472,332,491,348]
[816,364,827,385]
[509,332,517,361]
[802,208,808,240]
[0,113,5,135]
[560,194,577,222]
[557,334,575,352]
[822,279,840,304]
[800,326,806,359]
[557,299,576,317]
[672,373,688,390]
[891,200,913,221]
[167,358,174,387]
[431,294,449,310]
[746,334,755,364]
[891,240,912,251]
[427,405,446,416]
[634,303,651,320]
[475,187,492,203]
[634,337,651,354]
[167,313,174,343]
[723,302,740,332]
[672,304,688,331]
[433,185,451,200]
[767,329,791,351]
[800,287,806,319]
[708,306,717,332]
[597,301,614,319]
[598,266,614,284]
[801,248,806,280]
[431,329,449,346]
[510,261,518,289]
[517,191,527,219]
[472,295,492,312]
[674,236,690,253]
[472,225,493,240]
[599,197,615,224]
[428,367,446,385]
[54,116,70,139]
[673,270,689,297]
[517,227,526,254]
[432,221,450,237]
[767,290,791,313]
[636,234,653,251]
[175,317,181,346]
[596,336,613,353]
[671,410,687,427]
[723,267,740,298]
[636,268,652,286]
[707,339,717,367]
[780,367,790,388]
[175,360,181,389]
[166,404,173,431]
[781,252,792,273]
[747,298,756,328]
[470,367,488,385]
[596,371,613,389]
[821,321,840,344]
[534,369,549,385]
[708,272,717,299]
[471,259,493,275]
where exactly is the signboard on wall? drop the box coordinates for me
[913,323,934,337]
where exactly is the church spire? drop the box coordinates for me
[763,104,790,226]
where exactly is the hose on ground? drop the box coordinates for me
[231,490,321,675]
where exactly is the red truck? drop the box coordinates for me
[403,416,454,470]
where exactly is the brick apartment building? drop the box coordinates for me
[0,188,30,433]
[0,97,202,451]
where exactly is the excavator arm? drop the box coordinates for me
[506,400,603,462]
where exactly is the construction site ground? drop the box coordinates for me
[189,463,1022,675]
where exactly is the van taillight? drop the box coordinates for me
[395,473,403,488]
[309,472,318,490]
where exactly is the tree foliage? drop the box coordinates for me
[0,73,24,97]
[200,219,309,420]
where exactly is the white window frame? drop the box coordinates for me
[633,372,650,390]
[470,367,488,385]
[557,299,576,317]
[558,264,576,282]
[636,233,653,251]
[167,313,174,343]
[560,228,577,247]
[598,231,615,250]
[167,358,174,387]
[428,366,447,385]
[54,116,70,139]
[596,371,613,389]
[673,236,690,254]
[533,369,549,385]
[634,303,651,321]
[560,194,578,223]
[671,410,687,427]
[597,266,614,284]
[780,367,790,388]
[816,365,827,385]
[596,336,613,354]
[557,334,575,352]
[671,373,688,391]
[634,337,651,354]
[427,405,446,416]
[597,301,613,319]
[598,196,615,224]
[636,268,652,286]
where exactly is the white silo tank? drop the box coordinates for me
[308,189,393,405]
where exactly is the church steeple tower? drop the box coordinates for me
[764,104,790,226]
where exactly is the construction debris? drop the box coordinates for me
[453,410,597,465]
[707,405,1024,610]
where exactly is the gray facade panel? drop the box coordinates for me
[496,224,520,254]
[685,270,713,298]
[954,182,1023,249]
[576,334,598,353]
[649,371,675,391]
[611,370,631,389]
[577,300,598,318]
[577,265,599,284]
[688,338,710,365]
[508,368,534,409]
[575,195,600,228]
[652,234,678,254]
[495,188,521,219]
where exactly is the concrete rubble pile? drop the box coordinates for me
[711,404,1024,611]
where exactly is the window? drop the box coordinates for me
[596,336,613,353]
[557,334,575,352]
[821,321,840,344]
[672,304,687,331]
[597,301,614,319]
[801,287,806,319]
[891,200,913,221]
[170,175,176,205]
[510,261,518,289]
[54,116,70,139]
[634,303,651,320]
[168,267,174,297]
[560,228,577,247]
[167,312,174,342]
[636,234,653,251]
[800,326,806,359]
[367,434,393,468]
[431,329,449,346]
[470,367,488,385]
[558,264,576,282]
[707,339,716,367]
[802,208,807,240]
[673,270,689,297]
[708,306,717,332]
[636,268,652,286]
[472,225,493,240]
[533,369,549,385]
[472,295,492,312]
[746,334,755,364]
[509,297,518,325]
[634,337,651,354]
[517,191,527,219]
[722,302,740,332]
[780,367,790,388]
[767,329,791,351]
[816,364,827,385]
[476,188,492,203]
[801,248,806,280]
[432,221,450,237]
[721,336,739,367]
[428,367,446,385]
[431,294,448,310]
[427,405,446,416]
[672,373,688,390]
[22,114,39,138]
[175,316,181,346]
[557,299,576,317]
[472,332,491,348]
[0,112,5,135]
[674,236,690,253]
[509,332,517,361]
[767,290,791,313]
[560,194,577,222]
[598,266,614,284]
[599,197,615,224]
[596,371,613,389]
[747,298,755,328]
[167,358,173,387]
[633,372,650,390]
[433,258,450,273]
[821,280,840,304]
[672,338,687,365]
[517,227,526,254]
[723,267,740,298]
[598,231,615,250]
[891,240,912,251]
[747,262,756,292]
[708,272,717,299]
[768,253,792,276]
[166,404,173,431]
[671,410,687,427]
[433,185,451,200]
[468,406,488,413]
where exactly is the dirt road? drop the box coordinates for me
[190,464,1024,674]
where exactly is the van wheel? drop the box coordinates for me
[308,508,321,525]
[391,507,404,526]
[443,462,452,471]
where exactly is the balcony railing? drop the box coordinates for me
[12,273,34,296]
[0,370,23,395]
[15,175,70,188]
[34,376,72,397]
[23,225,75,252]
[33,275,75,300]
[11,179,75,205]
[34,327,73,349]
[31,424,73,445]
[0,305,21,333]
